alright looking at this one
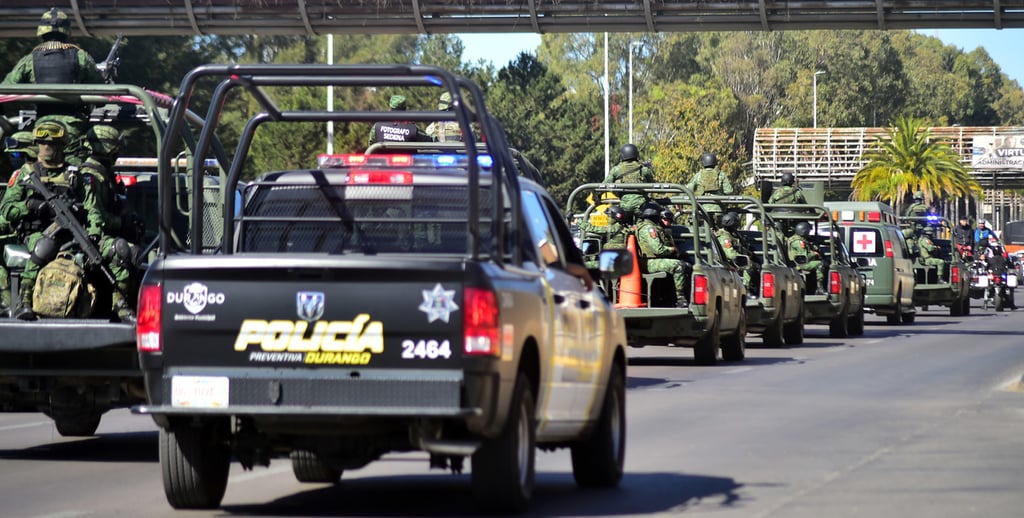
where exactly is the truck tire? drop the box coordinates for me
[962,297,971,315]
[829,310,849,338]
[571,364,625,488]
[721,314,746,361]
[472,372,536,513]
[53,413,102,437]
[693,315,720,366]
[783,307,804,345]
[847,308,865,336]
[160,422,230,510]
[762,309,785,347]
[886,298,902,324]
[290,450,342,483]
[901,311,915,324]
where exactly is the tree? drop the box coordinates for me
[851,116,982,211]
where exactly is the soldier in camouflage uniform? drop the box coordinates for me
[916,225,945,280]
[715,211,759,297]
[787,222,827,295]
[904,191,929,219]
[368,94,430,146]
[685,152,733,195]
[604,144,655,184]
[79,125,139,320]
[635,205,689,307]
[0,120,103,320]
[577,205,633,268]
[768,172,807,204]
[0,134,39,313]
[426,92,464,143]
[3,8,103,86]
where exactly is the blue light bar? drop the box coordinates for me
[477,155,493,168]
[435,155,457,167]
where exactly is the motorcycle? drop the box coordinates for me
[983,267,1017,311]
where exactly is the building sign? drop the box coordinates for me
[972,135,1024,169]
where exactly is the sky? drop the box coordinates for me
[458,29,1024,85]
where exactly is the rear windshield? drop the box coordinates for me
[238,180,494,255]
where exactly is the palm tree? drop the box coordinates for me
[851,116,982,213]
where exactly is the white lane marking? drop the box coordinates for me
[0,421,50,432]
[229,464,292,484]
[723,367,754,374]
[26,512,89,518]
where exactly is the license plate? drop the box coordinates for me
[171,376,229,408]
[1009,275,1018,288]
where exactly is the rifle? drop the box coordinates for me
[26,167,126,301]
[96,34,125,84]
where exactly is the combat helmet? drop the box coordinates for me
[5,131,38,159]
[781,172,795,186]
[913,190,924,200]
[607,205,633,226]
[700,152,717,168]
[721,211,741,230]
[794,221,812,237]
[438,92,452,110]
[388,95,407,110]
[619,143,639,162]
[85,125,122,159]
[38,8,71,40]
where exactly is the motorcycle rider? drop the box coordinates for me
[952,216,974,261]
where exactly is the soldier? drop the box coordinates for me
[578,205,633,269]
[904,191,929,218]
[787,221,827,295]
[0,134,37,314]
[79,125,138,321]
[635,205,689,307]
[0,120,103,320]
[916,226,945,280]
[685,152,733,196]
[3,8,104,85]
[604,144,655,184]
[368,94,430,146]
[425,92,463,143]
[716,211,759,297]
[768,173,807,204]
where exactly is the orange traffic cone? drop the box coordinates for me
[615,234,643,309]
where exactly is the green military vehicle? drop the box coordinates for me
[766,204,867,337]
[567,183,748,365]
[825,201,917,324]
[699,195,806,346]
[0,84,223,435]
[901,215,972,315]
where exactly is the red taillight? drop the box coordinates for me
[991,273,1001,285]
[346,170,413,184]
[762,272,775,299]
[116,174,138,187]
[464,287,499,356]
[693,274,708,305]
[830,271,842,294]
[951,266,960,283]
[884,240,894,258]
[867,212,881,223]
[136,284,162,352]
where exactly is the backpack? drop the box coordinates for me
[32,252,96,318]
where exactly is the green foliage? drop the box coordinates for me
[852,116,982,211]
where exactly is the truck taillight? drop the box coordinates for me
[884,240,894,258]
[693,274,708,305]
[951,266,960,283]
[830,271,842,294]
[762,272,775,299]
[464,287,499,356]
[136,284,162,352]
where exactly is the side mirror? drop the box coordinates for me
[598,249,633,279]
[733,254,750,269]
[580,238,601,256]
[793,255,808,265]
[855,257,870,268]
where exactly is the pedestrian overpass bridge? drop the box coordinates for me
[0,0,1022,37]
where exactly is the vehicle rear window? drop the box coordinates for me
[238,181,493,254]
[842,227,885,257]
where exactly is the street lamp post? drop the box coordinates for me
[628,42,637,144]
[813,70,826,128]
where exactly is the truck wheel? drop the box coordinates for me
[721,314,746,361]
[901,311,916,324]
[693,316,720,366]
[996,294,1005,311]
[950,296,963,316]
[472,373,536,514]
[160,422,230,510]
[571,364,625,488]
[783,307,804,345]
[886,299,902,324]
[290,450,342,483]
[762,309,785,347]
[962,297,971,315]
[847,308,865,336]
[53,413,102,437]
[829,310,849,338]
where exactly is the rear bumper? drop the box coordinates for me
[803,294,843,323]
[619,307,707,345]
[0,320,135,353]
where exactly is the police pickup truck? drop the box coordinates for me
[766,204,866,337]
[133,64,630,514]
[701,195,806,346]
[901,215,971,315]
[566,183,748,365]
[0,84,218,436]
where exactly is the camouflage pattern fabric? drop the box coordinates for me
[787,233,827,292]
[904,202,929,218]
[686,167,734,195]
[717,227,757,293]
[768,185,808,204]
[917,235,945,277]
[604,160,654,184]
[32,252,94,318]
[636,219,689,301]
[3,41,103,85]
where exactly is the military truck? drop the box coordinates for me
[0,84,221,436]
[901,215,971,315]
[133,64,631,514]
[699,195,806,346]
[566,183,748,365]
[825,201,916,324]
[766,204,867,337]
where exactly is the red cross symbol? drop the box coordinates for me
[854,232,875,253]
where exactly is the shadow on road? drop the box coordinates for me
[221,471,745,517]
[628,355,794,368]
[0,430,157,463]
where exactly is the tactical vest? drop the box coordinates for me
[32,43,79,84]
[699,168,722,195]
[434,122,463,142]
[636,220,669,258]
[772,186,799,203]
[787,235,808,259]
[373,121,420,143]
[918,237,934,258]
[613,162,643,183]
